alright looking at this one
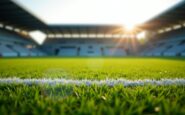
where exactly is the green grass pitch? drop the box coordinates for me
[0,57,185,115]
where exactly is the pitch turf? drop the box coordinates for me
[0,57,185,115]
[0,57,185,79]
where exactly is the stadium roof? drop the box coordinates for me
[141,0,185,30]
[0,0,185,34]
[0,0,46,31]
[42,25,138,35]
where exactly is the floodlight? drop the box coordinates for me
[48,34,55,38]
[63,34,71,38]
[173,25,182,30]
[80,34,88,38]
[14,28,21,33]
[71,34,80,38]
[5,26,13,31]
[89,34,96,38]
[0,23,3,28]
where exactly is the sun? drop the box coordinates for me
[124,23,136,32]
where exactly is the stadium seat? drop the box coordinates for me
[0,29,48,57]
[163,41,185,56]
[79,45,102,56]
[141,38,185,57]
[103,47,127,56]
[181,52,185,56]
[0,44,18,57]
[58,47,77,56]
[11,45,30,56]
[31,48,47,56]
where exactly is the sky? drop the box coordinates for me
[13,0,182,28]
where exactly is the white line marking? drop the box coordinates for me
[0,78,185,86]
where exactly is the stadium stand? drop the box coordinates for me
[58,47,78,56]
[163,40,185,56]
[181,52,185,56]
[42,39,129,57]
[1,0,185,57]
[140,29,185,56]
[79,45,102,56]
[0,29,46,57]
[0,44,18,57]
[103,47,127,56]
[30,48,47,56]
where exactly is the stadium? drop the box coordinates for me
[0,0,185,114]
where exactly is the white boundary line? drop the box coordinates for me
[0,78,185,86]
